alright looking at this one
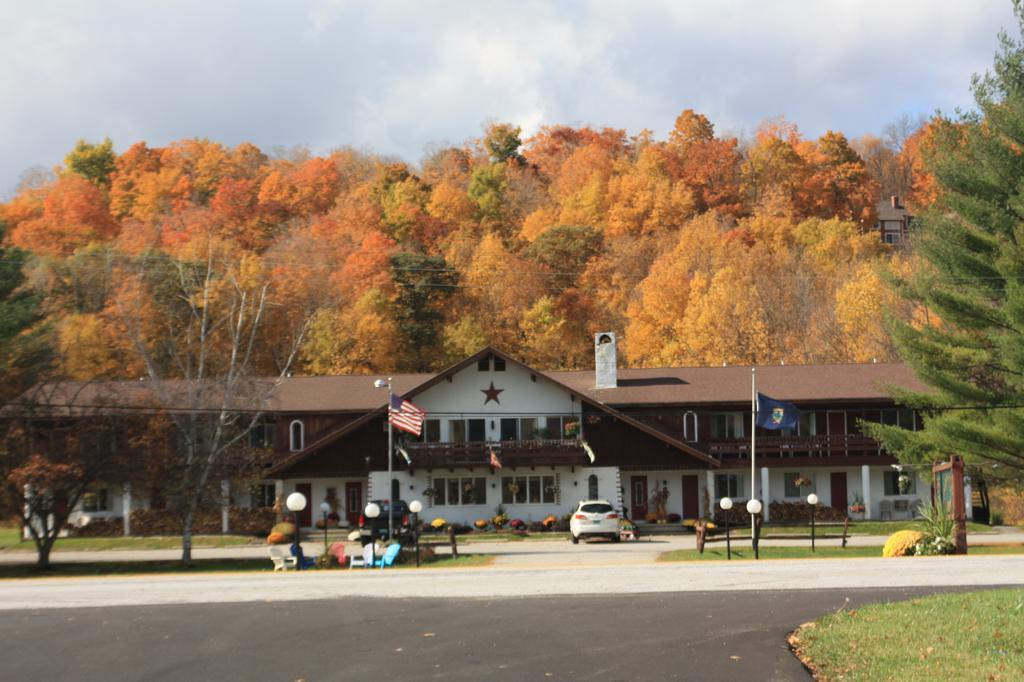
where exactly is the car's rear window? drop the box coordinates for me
[580,503,613,513]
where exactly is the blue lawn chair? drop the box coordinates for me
[290,542,316,570]
[373,543,402,569]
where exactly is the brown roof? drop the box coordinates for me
[549,362,927,406]
[14,359,927,415]
[876,198,911,222]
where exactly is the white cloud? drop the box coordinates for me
[0,0,1017,197]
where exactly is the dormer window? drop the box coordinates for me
[289,420,304,451]
[478,358,490,371]
[493,357,506,371]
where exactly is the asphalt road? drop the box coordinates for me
[0,586,993,682]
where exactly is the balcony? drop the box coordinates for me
[708,434,883,460]
[403,439,588,469]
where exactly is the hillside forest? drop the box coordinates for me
[0,111,939,380]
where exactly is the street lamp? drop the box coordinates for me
[319,501,331,557]
[409,500,423,567]
[365,502,381,567]
[720,497,733,560]
[807,493,819,552]
[746,498,763,560]
[374,377,394,540]
[286,492,307,571]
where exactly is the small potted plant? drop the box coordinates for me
[898,473,911,494]
[793,476,814,489]
[564,421,580,438]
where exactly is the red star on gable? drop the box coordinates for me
[481,381,504,404]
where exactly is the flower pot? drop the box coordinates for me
[848,511,865,521]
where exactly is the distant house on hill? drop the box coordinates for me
[875,195,912,244]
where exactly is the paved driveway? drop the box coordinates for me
[0,587,991,681]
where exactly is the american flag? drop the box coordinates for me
[389,394,426,436]
[489,447,502,469]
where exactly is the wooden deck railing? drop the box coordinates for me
[403,439,587,468]
[708,434,883,459]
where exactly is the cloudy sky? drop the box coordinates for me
[0,0,1018,196]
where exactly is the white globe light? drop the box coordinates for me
[807,493,819,506]
[365,502,381,518]
[720,497,733,510]
[286,492,307,512]
[746,499,762,515]
[320,501,331,514]
[409,500,423,514]
[374,379,387,389]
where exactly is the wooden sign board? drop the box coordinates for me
[932,456,967,554]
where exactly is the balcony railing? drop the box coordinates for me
[708,434,883,459]
[403,439,587,468]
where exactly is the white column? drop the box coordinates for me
[761,467,771,521]
[122,482,132,536]
[221,480,230,534]
[705,470,716,516]
[965,479,974,520]
[862,465,872,520]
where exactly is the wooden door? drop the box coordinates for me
[630,476,648,520]
[830,472,848,512]
[345,481,362,526]
[682,475,700,518]
[294,483,312,527]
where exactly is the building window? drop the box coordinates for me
[711,413,745,439]
[500,418,518,441]
[783,473,814,498]
[423,419,441,443]
[519,417,540,440]
[501,475,556,504]
[433,477,486,505]
[588,474,599,499]
[683,412,699,442]
[884,471,917,496]
[250,483,276,508]
[714,474,740,499]
[249,422,276,449]
[289,420,304,451]
[478,358,490,371]
[82,488,109,512]
[879,410,916,430]
[798,412,817,436]
[447,419,486,443]
[493,357,506,371]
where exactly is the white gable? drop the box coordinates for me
[414,359,579,418]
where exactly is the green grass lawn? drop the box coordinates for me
[0,526,262,552]
[658,544,1024,562]
[0,553,494,578]
[791,588,1024,680]
[420,531,570,544]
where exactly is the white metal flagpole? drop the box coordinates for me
[751,367,756,536]
[387,378,394,540]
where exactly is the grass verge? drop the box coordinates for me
[0,526,262,552]
[420,531,570,544]
[790,588,1024,680]
[0,553,493,579]
[657,544,1024,562]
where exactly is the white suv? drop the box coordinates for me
[569,500,621,544]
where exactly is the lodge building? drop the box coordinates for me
[63,334,969,533]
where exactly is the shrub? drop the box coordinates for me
[450,523,472,535]
[542,514,558,529]
[882,530,924,557]
[394,545,437,565]
[768,501,846,523]
[509,518,526,530]
[266,532,290,545]
[915,502,956,555]
[666,513,681,523]
[71,518,123,537]
[644,512,658,523]
[430,517,447,529]
[419,522,434,534]
[554,517,571,532]
[474,519,490,530]
[527,521,546,533]
[271,522,296,536]
[492,513,509,529]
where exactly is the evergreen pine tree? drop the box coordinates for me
[866,5,1024,487]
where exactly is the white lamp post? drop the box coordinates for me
[807,493,819,552]
[409,500,423,567]
[374,378,394,540]
[319,500,331,554]
[286,492,307,570]
[746,499,763,559]
[365,502,381,567]
[720,497,733,560]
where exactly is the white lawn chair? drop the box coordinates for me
[269,545,297,571]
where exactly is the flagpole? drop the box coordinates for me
[751,367,756,537]
[387,377,394,541]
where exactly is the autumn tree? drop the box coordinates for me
[64,137,116,187]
